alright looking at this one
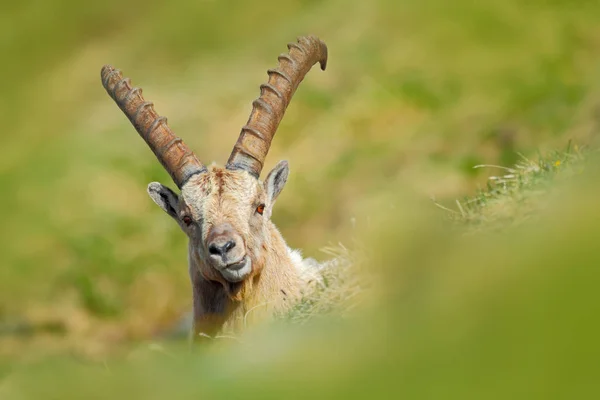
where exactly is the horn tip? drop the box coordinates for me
[101,64,116,78]
[319,57,327,71]
[299,35,328,71]
[100,64,122,90]
[317,39,328,70]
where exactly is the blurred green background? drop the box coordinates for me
[2,0,600,397]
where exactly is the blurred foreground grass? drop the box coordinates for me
[2,0,600,397]
[2,148,600,398]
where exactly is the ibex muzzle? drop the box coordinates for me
[206,223,249,282]
[102,36,327,336]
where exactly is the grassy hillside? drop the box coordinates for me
[2,0,600,397]
[3,149,600,399]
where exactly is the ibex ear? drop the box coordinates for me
[147,182,179,219]
[264,160,289,207]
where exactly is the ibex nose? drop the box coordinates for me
[206,223,241,263]
[208,240,236,256]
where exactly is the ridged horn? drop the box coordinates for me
[226,35,328,178]
[101,65,206,189]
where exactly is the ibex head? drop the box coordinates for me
[102,36,327,287]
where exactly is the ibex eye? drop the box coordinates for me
[256,204,265,215]
[182,216,193,226]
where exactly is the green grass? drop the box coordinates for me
[435,141,591,231]
[3,148,600,399]
[2,0,600,397]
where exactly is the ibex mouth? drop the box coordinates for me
[220,256,252,282]
[225,257,248,271]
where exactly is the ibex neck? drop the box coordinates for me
[189,224,303,336]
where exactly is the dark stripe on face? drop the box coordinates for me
[213,169,225,197]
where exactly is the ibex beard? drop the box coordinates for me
[101,35,327,339]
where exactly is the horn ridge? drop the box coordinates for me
[101,65,206,188]
[226,35,328,177]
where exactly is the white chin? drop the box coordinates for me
[219,257,252,282]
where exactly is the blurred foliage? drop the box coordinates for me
[1,0,600,396]
[3,150,600,399]
[437,141,590,231]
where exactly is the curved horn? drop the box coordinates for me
[101,65,206,189]
[226,35,328,178]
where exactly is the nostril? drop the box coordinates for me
[208,243,222,256]
[208,240,236,257]
[223,240,236,253]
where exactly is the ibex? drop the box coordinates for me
[101,36,328,339]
